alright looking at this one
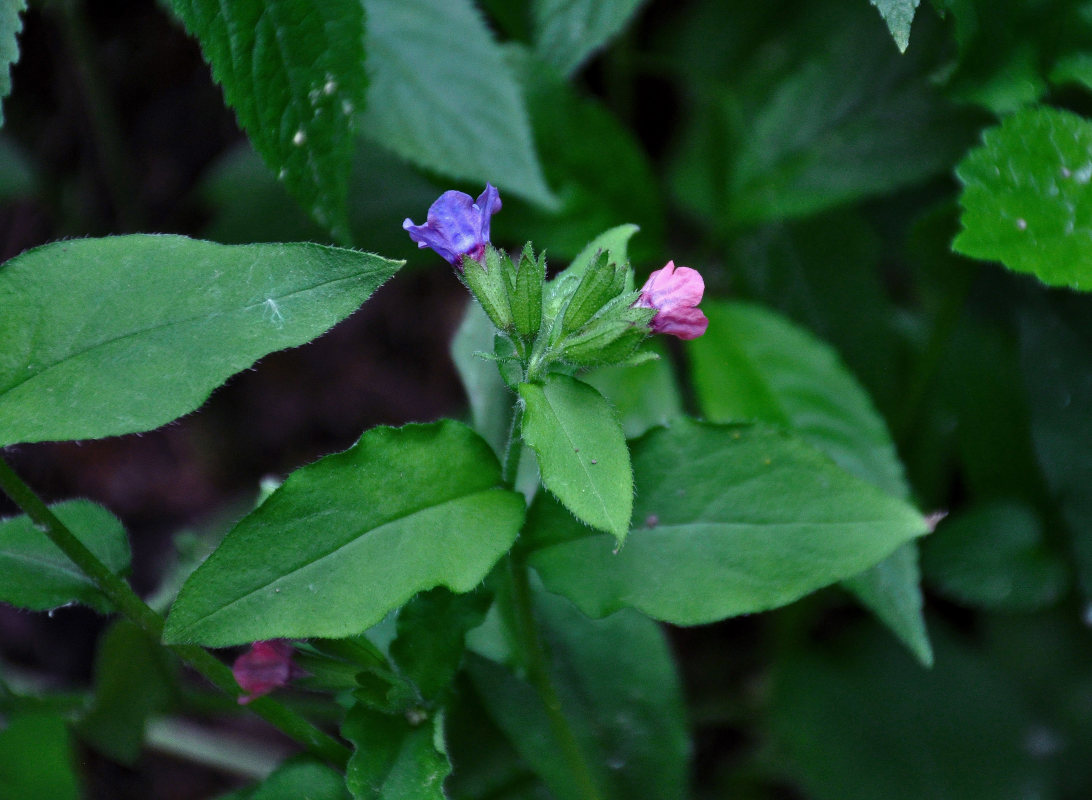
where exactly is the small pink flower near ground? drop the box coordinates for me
[232,640,298,705]
[636,261,709,340]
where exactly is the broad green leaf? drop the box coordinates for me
[582,342,682,438]
[922,502,1068,611]
[0,713,79,800]
[163,421,525,646]
[451,300,513,459]
[690,301,908,497]
[954,106,1092,290]
[501,50,663,264]
[669,2,973,227]
[360,0,554,208]
[527,420,928,624]
[1019,302,1092,601]
[0,1,25,127]
[467,583,689,800]
[689,302,928,661]
[519,375,632,542]
[869,0,919,52]
[0,500,129,613]
[76,621,174,764]
[169,0,367,240]
[0,235,402,446]
[232,758,351,800]
[770,625,1038,800]
[558,224,640,284]
[343,705,449,800]
[533,0,646,77]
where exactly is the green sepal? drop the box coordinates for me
[494,334,523,390]
[511,243,545,340]
[461,247,514,332]
[560,251,625,335]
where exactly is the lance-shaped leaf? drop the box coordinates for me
[0,235,402,446]
[533,0,647,77]
[869,0,919,53]
[170,0,368,240]
[163,421,525,647]
[527,420,928,624]
[689,301,931,664]
[519,375,632,543]
[0,500,129,613]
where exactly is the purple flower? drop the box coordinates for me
[402,184,501,268]
[636,261,709,340]
[232,640,301,705]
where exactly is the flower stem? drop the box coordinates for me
[0,455,350,769]
[499,407,604,800]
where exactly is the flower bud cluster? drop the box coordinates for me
[404,184,707,384]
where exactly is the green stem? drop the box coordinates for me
[0,456,350,769]
[498,407,604,800]
[53,0,142,231]
[505,555,604,800]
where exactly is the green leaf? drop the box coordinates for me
[236,758,351,800]
[922,502,1068,611]
[0,1,26,127]
[389,588,490,703]
[0,235,402,446]
[558,224,640,285]
[0,713,79,800]
[451,301,513,459]
[669,3,974,227]
[582,342,683,439]
[163,421,525,646]
[0,500,129,613]
[170,0,367,241]
[467,583,689,800]
[688,301,928,660]
[954,106,1092,290]
[869,0,919,52]
[1020,301,1092,600]
[533,0,646,77]
[690,301,907,497]
[770,625,1038,800]
[360,0,555,207]
[76,621,174,764]
[343,705,450,800]
[519,375,632,543]
[841,544,931,665]
[527,420,927,624]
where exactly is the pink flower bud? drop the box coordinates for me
[636,261,708,340]
[232,640,298,705]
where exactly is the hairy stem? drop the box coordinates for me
[499,408,604,800]
[0,456,350,769]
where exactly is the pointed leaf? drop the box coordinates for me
[163,421,525,646]
[955,106,1092,290]
[169,0,367,239]
[360,0,554,207]
[869,0,919,53]
[533,0,647,77]
[527,420,928,624]
[0,500,129,613]
[0,235,402,446]
[519,375,632,542]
